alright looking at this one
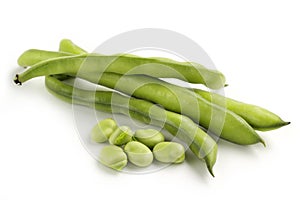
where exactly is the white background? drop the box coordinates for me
[1,0,299,199]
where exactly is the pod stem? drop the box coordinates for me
[14,74,22,85]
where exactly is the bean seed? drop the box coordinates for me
[91,118,117,143]
[109,126,133,146]
[134,129,165,148]
[99,145,127,171]
[124,141,153,167]
[153,142,185,164]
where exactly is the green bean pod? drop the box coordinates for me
[59,39,88,55]
[17,49,73,67]
[18,38,86,68]
[193,89,290,131]
[45,75,218,176]
[15,52,226,89]
[73,72,264,146]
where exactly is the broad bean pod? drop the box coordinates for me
[193,89,290,131]
[75,72,265,146]
[15,51,226,89]
[17,49,73,67]
[59,39,88,55]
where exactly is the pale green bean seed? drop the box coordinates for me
[99,145,127,170]
[134,129,165,148]
[124,141,153,167]
[153,142,185,163]
[109,126,133,145]
[91,118,117,143]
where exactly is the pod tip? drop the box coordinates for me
[260,138,266,147]
[207,167,215,177]
[275,121,291,129]
[13,74,22,85]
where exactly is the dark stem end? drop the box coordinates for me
[14,74,22,85]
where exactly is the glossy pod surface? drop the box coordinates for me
[76,72,264,146]
[193,89,290,131]
[17,49,73,67]
[59,39,88,55]
[15,51,225,89]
